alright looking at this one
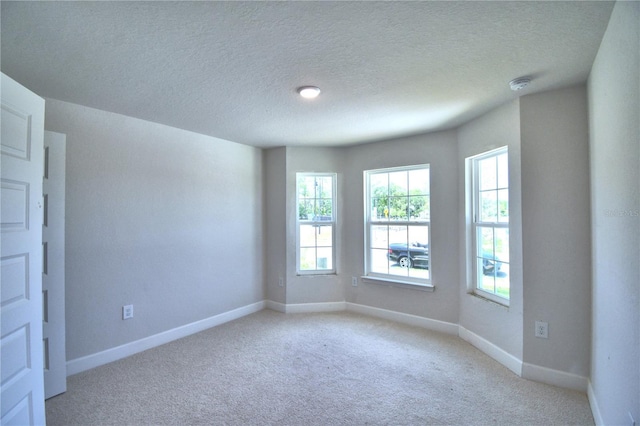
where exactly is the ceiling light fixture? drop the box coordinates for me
[509,77,531,91]
[297,86,321,99]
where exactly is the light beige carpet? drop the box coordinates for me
[46,310,594,425]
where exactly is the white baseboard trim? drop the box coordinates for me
[284,301,347,313]
[346,302,459,336]
[458,326,523,376]
[268,302,589,394]
[587,380,604,425]
[521,362,588,392]
[265,300,286,313]
[68,298,591,397]
[66,300,266,376]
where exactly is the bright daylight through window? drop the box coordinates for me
[365,165,430,286]
[471,148,510,302]
[297,173,336,274]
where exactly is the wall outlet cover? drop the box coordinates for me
[535,321,548,339]
[123,304,134,320]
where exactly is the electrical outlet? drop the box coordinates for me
[351,276,358,287]
[122,304,134,320]
[535,321,548,339]
[278,277,284,287]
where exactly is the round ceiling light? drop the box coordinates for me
[297,86,321,99]
[509,77,531,91]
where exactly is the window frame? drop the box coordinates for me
[364,164,431,287]
[469,147,510,305]
[296,172,337,275]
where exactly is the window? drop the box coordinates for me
[470,147,510,303]
[296,173,336,274]
[364,165,431,286]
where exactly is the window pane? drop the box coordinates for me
[408,265,430,280]
[497,153,508,189]
[389,262,410,277]
[498,189,509,223]
[388,225,408,245]
[315,225,332,248]
[383,225,430,278]
[371,197,389,220]
[408,225,429,248]
[388,225,409,276]
[409,168,429,196]
[494,228,509,263]
[299,200,313,220]
[370,174,388,197]
[300,247,316,270]
[480,190,498,222]
[479,156,497,190]
[316,247,333,270]
[317,199,333,220]
[371,248,390,274]
[477,258,496,293]
[389,196,409,220]
[317,176,333,198]
[495,263,510,299]
[477,253,509,298]
[297,176,312,197]
[299,224,334,272]
[408,226,430,279]
[409,195,429,220]
[477,226,494,259]
[299,224,317,247]
[389,171,408,195]
[370,225,389,249]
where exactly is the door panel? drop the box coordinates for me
[1,73,46,425]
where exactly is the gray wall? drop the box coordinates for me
[457,100,524,360]
[588,1,639,423]
[45,100,264,360]
[267,134,459,319]
[284,147,346,305]
[264,147,286,304]
[343,131,460,323]
[520,86,592,378]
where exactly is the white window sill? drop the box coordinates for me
[361,276,435,292]
[470,289,510,307]
[297,272,338,277]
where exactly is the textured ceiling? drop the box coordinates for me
[1,1,614,148]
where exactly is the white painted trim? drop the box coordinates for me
[346,303,458,336]
[458,326,523,376]
[360,276,435,292]
[284,301,347,313]
[587,380,604,425]
[345,307,589,394]
[265,300,286,313]
[66,301,266,376]
[67,298,592,397]
[521,362,588,392]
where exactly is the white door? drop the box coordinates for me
[1,73,46,425]
[43,131,67,399]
